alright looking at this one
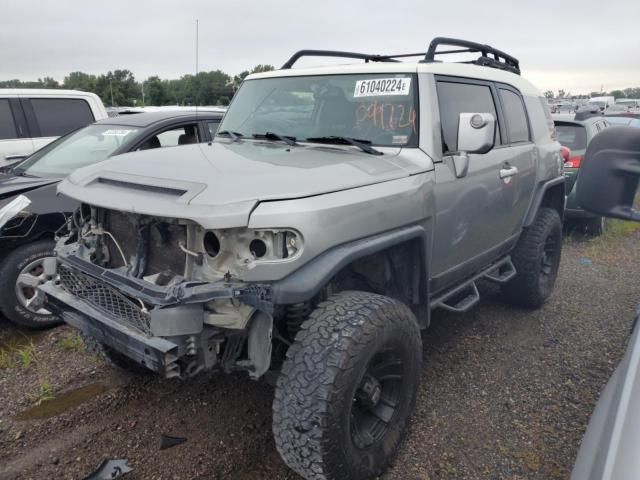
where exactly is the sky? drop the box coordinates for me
[2,0,639,95]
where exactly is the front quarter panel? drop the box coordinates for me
[244,172,435,282]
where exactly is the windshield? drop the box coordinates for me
[15,124,140,178]
[219,73,419,147]
[555,124,587,151]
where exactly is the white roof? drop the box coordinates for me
[247,61,542,96]
[0,88,100,98]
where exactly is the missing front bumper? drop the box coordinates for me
[39,255,274,378]
[41,282,181,376]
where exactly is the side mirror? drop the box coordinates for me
[450,113,495,178]
[576,127,640,221]
[457,113,496,155]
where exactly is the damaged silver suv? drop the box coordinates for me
[39,38,565,480]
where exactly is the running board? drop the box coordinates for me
[431,257,515,313]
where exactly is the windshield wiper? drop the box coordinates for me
[252,132,298,147]
[217,130,244,142]
[304,136,383,155]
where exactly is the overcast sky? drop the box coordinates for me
[2,0,639,94]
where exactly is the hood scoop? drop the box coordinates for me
[96,177,188,198]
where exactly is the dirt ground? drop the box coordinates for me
[1,226,639,480]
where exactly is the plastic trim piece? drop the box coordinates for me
[272,224,426,304]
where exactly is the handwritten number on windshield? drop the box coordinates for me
[356,100,417,134]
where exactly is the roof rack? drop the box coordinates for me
[423,37,520,75]
[280,37,520,75]
[281,50,400,69]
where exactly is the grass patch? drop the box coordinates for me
[582,219,640,262]
[15,341,37,368]
[58,332,85,352]
[0,348,17,369]
[604,218,640,237]
[32,380,55,406]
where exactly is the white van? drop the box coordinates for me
[587,96,615,112]
[0,89,107,167]
[615,98,640,110]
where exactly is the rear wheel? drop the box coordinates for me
[582,216,606,236]
[273,291,422,480]
[502,208,562,308]
[0,240,62,329]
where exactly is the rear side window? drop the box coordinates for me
[0,99,18,140]
[555,124,587,151]
[499,89,530,143]
[436,81,500,153]
[29,98,94,137]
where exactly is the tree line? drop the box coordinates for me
[544,87,640,100]
[0,64,275,107]
[3,69,639,106]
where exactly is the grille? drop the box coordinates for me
[59,265,151,335]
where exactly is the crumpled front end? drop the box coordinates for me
[39,204,276,379]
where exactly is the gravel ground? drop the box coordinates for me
[1,228,638,480]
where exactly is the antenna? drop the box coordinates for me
[195,19,199,117]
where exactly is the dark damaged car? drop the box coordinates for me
[0,110,223,328]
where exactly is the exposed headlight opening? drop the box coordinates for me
[200,228,303,277]
[204,231,221,258]
[250,239,267,258]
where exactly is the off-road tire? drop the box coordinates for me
[502,208,562,308]
[0,240,62,329]
[80,331,150,375]
[273,291,422,480]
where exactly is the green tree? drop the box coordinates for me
[623,88,640,98]
[557,89,566,98]
[95,70,139,106]
[63,72,97,92]
[39,77,59,88]
[144,76,168,105]
[231,70,250,91]
[544,90,554,99]
[250,64,275,74]
[217,95,230,106]
[609,89,625,99]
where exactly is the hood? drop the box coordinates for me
[0,173,59,203]
[0,173,78,215]
[59,140,428,228]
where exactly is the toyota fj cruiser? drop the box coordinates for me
[39,38,565,480]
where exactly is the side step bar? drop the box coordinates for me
[431,256,516,313]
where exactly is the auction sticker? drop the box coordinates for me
[102,129,135,136]
[354,77,411,97]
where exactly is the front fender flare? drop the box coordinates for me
[271,224,427,305]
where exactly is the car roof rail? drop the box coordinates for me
[280,38,520,75]
[281,50,401,69]
[423,37,520,75]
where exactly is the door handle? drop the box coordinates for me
[499,166,518,179]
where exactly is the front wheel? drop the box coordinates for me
[0,240,62,329]
[273,291,422,480]
[502,208,563,308]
